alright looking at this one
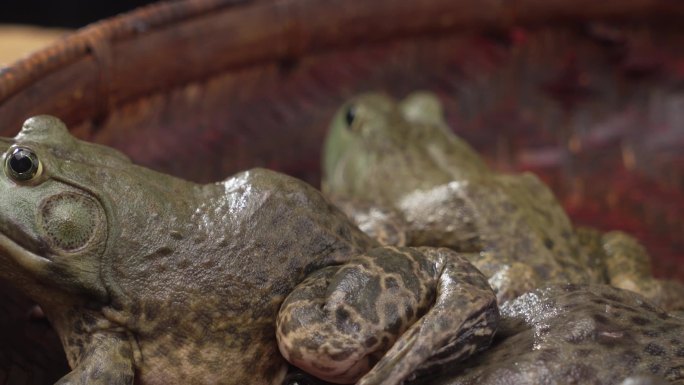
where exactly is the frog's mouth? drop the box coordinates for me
[0,138,52,270]
[0,229,52,276]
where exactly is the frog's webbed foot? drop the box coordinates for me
[55,332,134,385]
[327,195,408,246]
[601,231,684,311]
[276,246,498,385]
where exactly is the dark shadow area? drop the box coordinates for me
[0,0,158,28]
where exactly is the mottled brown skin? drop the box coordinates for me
[322,92,684,309]
[277,247,498,384]
[284,284,683,385]
[428,284,684,385]
[0,116,498,385]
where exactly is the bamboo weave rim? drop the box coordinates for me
[0,0,682,129]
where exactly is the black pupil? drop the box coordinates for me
[10,150,34,174]
[345,105,356,126]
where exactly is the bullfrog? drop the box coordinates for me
[0,116,498,385]
[322,92,684,308]
[285,284,684,385]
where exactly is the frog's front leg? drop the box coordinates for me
[276,246,498,385]
[55,331,135,385]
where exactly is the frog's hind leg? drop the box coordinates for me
[355,247,498,385]
[277,247,434,384]
[600,230,684,311]
[276,246,498,385]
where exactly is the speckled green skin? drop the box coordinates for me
[429,284,684,385]
[0,116,498,385]
[322,92,684,309]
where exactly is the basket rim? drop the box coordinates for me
[0,0,682,123]
[0,0,241,102]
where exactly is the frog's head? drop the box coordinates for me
[322,92,489,204]
[0,116,131,304]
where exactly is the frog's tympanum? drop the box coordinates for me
[0,116,498,385]
[323,92,684,308]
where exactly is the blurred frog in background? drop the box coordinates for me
[322,91,684,308]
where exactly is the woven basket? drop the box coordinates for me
[1,0,683,383]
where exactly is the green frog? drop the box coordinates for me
[0,116,498,385]
[322,92,684,308]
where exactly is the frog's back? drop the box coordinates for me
[398,172,594,285]
[478,173,594,283]
[216,167,374,269]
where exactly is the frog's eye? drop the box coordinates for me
[344,105,357,128]
[5,147,42,182]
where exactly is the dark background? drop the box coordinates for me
[0,0,158,28]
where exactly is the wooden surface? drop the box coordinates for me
[2,0,684,129]
[0,25,66,66]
